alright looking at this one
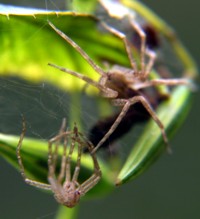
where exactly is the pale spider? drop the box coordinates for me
[16,118,101,208]
[48,19,189,153]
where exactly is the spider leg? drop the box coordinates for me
[48,21,118,98]
[53,118,67,177]
[48,119,70,181]
[92,95,169,153]
[101,22,138,73]
[71,131,101,195]
[79,142,101,195]
[129,18,156,78]
[79,172,101,195]
[69,125,82,182]
[78,131,101,171]
[64,131,77,182]
[144,49,156,78]
[71,140,81,182]
[132,78,191,90]
[48,140,56,179]
[48,21,106,77]
[91,99,131,153]
[57,131,68,183]
[16,117,51,190]
[129,19,146,74]
[48,63,118,98]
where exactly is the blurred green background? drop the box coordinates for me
[0,0,199,219]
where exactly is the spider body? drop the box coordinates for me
[51,180,81,207]
[48,20,190,154]
[103,66,137,98]
[17,118,101,208]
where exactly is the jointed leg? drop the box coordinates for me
[53,119,67,180]
[48,21,106,77]
[48,119,69,181]
[48,63,117,98]
[133,78,191,90]
[65,132,76,182]
[72,135,82,182]
[80,142,101,194]
[101,19,156,79]
[144,49,156,78]
[101,22,138,72]
[129,18,146,73]
[91,99,130,153]
[57,132,68,183]
[17,117,51,190]
[80,172,101,195]
[69,132,101,194]
[92,95,169,153]
[129,18,156,78]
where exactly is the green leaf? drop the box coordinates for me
[68,0,97,13]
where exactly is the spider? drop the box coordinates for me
[48,19,189,154]
[16,117,101,208]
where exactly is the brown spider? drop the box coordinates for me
[48,19,189,154]
[16,118,101,208]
